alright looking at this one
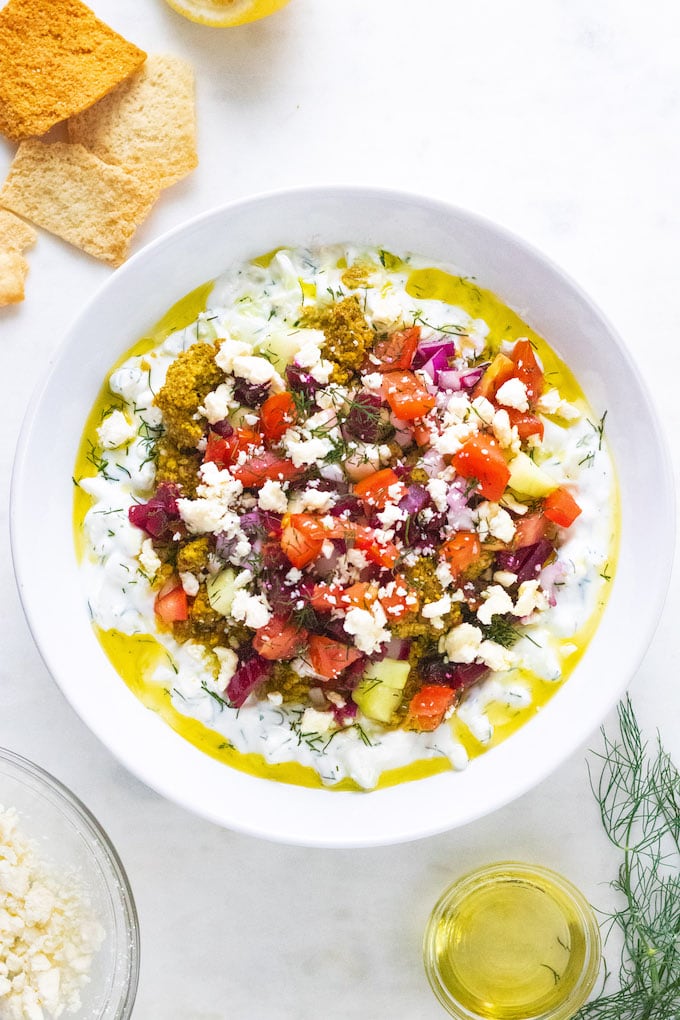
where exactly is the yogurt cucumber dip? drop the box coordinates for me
[74,244,617,791]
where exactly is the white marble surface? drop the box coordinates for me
[1,1,679,1016]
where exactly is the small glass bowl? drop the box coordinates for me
[423,862,601,1020]
[0,747,140,1019]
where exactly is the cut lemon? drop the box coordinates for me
[163,0,292,26]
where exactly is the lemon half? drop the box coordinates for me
[164,0,292,27]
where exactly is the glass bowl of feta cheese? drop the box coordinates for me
[0,747,139,1019]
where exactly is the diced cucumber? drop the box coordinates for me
[507,451,559,499]
[352,658,410,724]
[255,329,304,371]
[206,569,238,617]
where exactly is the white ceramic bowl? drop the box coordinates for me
[11,187,674,848]
[0,748,139,1017]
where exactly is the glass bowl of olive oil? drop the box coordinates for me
[423,862,601,1020]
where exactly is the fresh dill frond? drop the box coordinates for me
[574,697,680,1018]
[482,616,522,649]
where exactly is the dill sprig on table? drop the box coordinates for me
[575,696,680,1019]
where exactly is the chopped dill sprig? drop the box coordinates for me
[200,682,230,711]
[413,312,467,337]
[482,616,522,649]
[586,410,608,451]
[575,697,680,1018]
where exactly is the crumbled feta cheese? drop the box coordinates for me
[0,806,105,1020]
[199,381,236,424]
[478,640,514,672]
[442,622,483,663]
[180,571,200,597]
[285,568,302,583]
[435,559,455,590]
[536,388,581,420]
[433,420,477,457]
[96,409,136,450]
[230,589,272,629]
[309,359,333,384]
[496,377,529,411]
[214,646,239,688]
[361,372,383,392]
[491,408,521,453]
[283,431,334,468]
[377,503,408,528]
[215,338,252,373]
[426,477,449,512]
[512,579,550,618]
[422,595,452,619]
[232,354,285,391]
[300,707,335,734]
[476,585,514,625]
[294,339,324,368]
[493,570,518,588]
[139,538,162,580]
[470,395,495,425]
[475,502,516,544]
[343,603,390,655]
[258,479,288,513]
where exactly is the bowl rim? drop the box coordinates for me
[0,746,140,1015]
[10,185,676,847]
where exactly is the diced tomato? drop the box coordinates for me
[373,326,421,371]
[352,526,400,569]
[280,513,327,568]
[353,468,405,509]
[381,370,436,420]
[260,391,297,442]
[412,422,432,447]
[472,353,515,402]
[451,433,510,502]
[379,575,419,619]
[232,452,306,487]
[440,532,482,577]
[513,512,549,547]
[406,685,457,731]
[543,487,582,528]
[310,582,375,612]
[310,583,345,612]
[308,635,364,680]
[253,616,308,660]
[154,582,189,624]
[506,408,544,442]
[511,339,544,403]
[204,427,261,469]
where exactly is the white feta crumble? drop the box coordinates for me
[426,477,449,512]
[491,408,521,453]
[0,806,105,1020]
[478,640,515,671]
[199,381,236,423]
[442,622,483,663]
[477,585,514,625]
[230,589,272,629]
[512,579,550,618]
[215,338,252,373]
[214,646,239,688]
[300,708,335,734]
[96,410,136,450]
[475,501,516,544]
[258,479,288,513]
[283,431,334,468]
[495,377,529,412]
[179,571,200,597]
[421,595,452,630]
[536,388,581,421]
[493,570,518,588]
[139,538,162,580]
[232,354,285,391]
[343,603,390,655]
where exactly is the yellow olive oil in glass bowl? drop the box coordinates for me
[423,862,601,1020]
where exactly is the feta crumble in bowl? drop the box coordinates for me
[0,748,139,1018]
[11,188,674,846]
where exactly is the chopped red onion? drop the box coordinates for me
[226,653,273,708]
